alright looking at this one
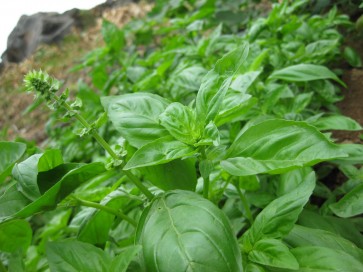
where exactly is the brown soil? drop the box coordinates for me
[334,69,363,143]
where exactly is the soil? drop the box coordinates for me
[334,69,363,143]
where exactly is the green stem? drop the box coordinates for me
[74,197,137,227]
[56,96,154,201]
[200,147,210,199]
[234,183,254,225]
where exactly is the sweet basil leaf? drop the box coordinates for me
[243,172,315,248]
[102,93,170,148]
[248,238,299,270]
[214,43,249,75]
[311,115,362,131]
[221,119,346,176]
[0,185,30,220]
[291,246,363,272]
[159,102,201,145]
[46,240,111,272]
[102,19,125,52]
[110,245,142,272]
[14,163,105,218]
[137,190,242,272]
[0,142,26,184]
[343,47,362,68]
[269,64,346,86]
[285,225,363,262]
[124,136,196,170]
[0,219,32,253]
[140,158,197,191]
[329,183,363,218]
[12,150,63,201]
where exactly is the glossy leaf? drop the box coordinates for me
[221,119,346,176]
[311,115,362,131]
[12,150,63,201]
[140,158,197,191]
[269,64,346,86]
[159,102,201,145]
[291,246,363,272]
[248,239,299,270]
[242,173,315,248]
[344,47,362,68]
[46,240,111,272]
[0,219,32,253]
[124,136,196,170]
[214,43,249,75]
[137,190,242,272]
[329,183,363,218]
[0,142,26,183]
[102,93,170,148]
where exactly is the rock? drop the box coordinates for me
[1,12,74,63]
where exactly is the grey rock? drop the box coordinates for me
[1,12,74,63]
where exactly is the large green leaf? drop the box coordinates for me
[124,136,196,170]
[12,150,63,200]
[159,102,201,145]
[0,219,32,253]
[248,239,299,270]
[0,185,30,220]
[242,173,315,249]
[46,240,111,272]
[221,119,346,176]
[140,158,197,191]
[137,190,242,272]
[329,183,363,218]
[291,246,362,272]
[102,93,170,148]
[0,142,26,184]
[268,64,346,86]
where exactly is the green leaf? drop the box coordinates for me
[124,136,196,170]
[102,19,125,52]
[0,219,32,253]
[0,163,105,219]
[344,47,362,68]
[269,64,346,86]
[291,246,363,272]
[0,142,26,184]
[110,245,142,272]
[159,102,201,145]
[329,183,363,218]
[196,121,220,146]
[137,190,242,272]
[221,119,346,176]
[332,144,363,164]
[248,239,299,270]
[277,168,313,196]
[311,115,362,131]
[214,43,249,75]
[0,185,30,219]
[12,150,63,201]
[78,188,142,245]
[242,173,315,249]
[196,71,232,124]
[46,240,111,272]
[102,93,170,148]
[140,158,197,191]
[298,209,363,248]
[285,225,363,262]
[196,44,249,124]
